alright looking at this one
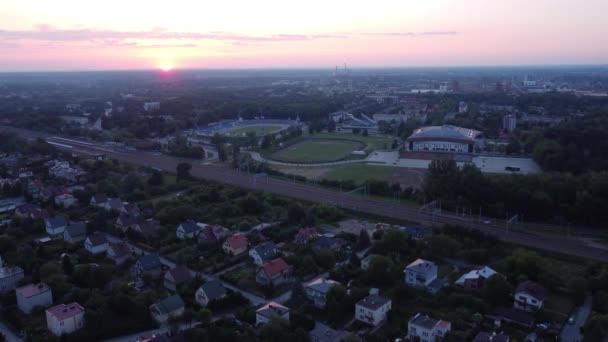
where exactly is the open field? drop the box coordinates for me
[270,138,364,163]
[309,132,393,152]
[225,125,284,136]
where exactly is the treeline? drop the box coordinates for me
[423,160,608,227]
[531,112,608,173]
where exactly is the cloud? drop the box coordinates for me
[0,26,345,44]
[362,31,457,37]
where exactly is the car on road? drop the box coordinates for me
[568,317,575,324]
[483,220,492,224]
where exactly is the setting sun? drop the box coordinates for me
[160,63,173,72]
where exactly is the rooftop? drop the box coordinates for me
[356,294,391,311]
[407,125,482,142]
[16,283,50,298]
[261,258,290,276]
[256,302,289,318]
[409,313,442,330]
[46,303,84,321]
[515,280,547,300]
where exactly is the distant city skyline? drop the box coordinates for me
[0,0,606,71]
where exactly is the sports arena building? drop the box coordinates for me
[406,125,484,153]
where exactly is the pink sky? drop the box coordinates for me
[0,0,606,71]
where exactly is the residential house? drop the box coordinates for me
[84,232,109,254]
[107,242,132,265]
[46,303,85,336]
[16,283,53,314]
[55,193,77,208]
[404,259,438,288]
[121,202,141,217]
[164,266,193,291]
[89,193,108,208]
[45,215,68,236]
[198,224,229,243]
[294,227,319,244]
[249,241,278,266]
[514,281,546,312]
[222,233,248,256]
[63,223,87,244]
[473,332,510,342]
[256,258,292,286]
[312,236,348,252]
[256,302,290,325]
[361,254,379,271]
[131,253,162,279]
[150,295,185,324]
[116,213,139,231]
[454,266,498,290]
[304,278,341,308]
[40,186,68,202]
[355,290,392,326]
[407,312,452,342]
[195,280,227,307]
[176,221,206,239]
[17,168,33,179]
[105,198,125,212]
[402,226,433,240]
[15,203,48,220]
[133,219,161,238]
[0,256,24,294]
[26,179,44,199]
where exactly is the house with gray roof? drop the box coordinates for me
[249,241,278,266]
[408,312,452,342]
[16,283,53,314]
[195,280,227,307]
[45,215,68,236]
[63,222,87,244]
[176,221,207,239]
[355,289,392,326]
[131,253,162,279]
[404,259,438,289]
[150,295,185,323]
[304,278,341,308]
[0,256,24,294]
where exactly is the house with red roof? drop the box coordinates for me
[222,233,249,256]
[198,225,230,243]
[294,227,319,244]
[46,303,85,336]
[256,258,292,286]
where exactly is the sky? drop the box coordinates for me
[0,0,606,71]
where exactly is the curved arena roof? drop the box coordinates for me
[407,125,483,143]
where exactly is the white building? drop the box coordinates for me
[256,302,290,325]
[408,312,451,342]
[406,125,484,153]
[458,101,468,113]
[304,278,341,308]
[0,256,24,294]
[404,259,438,288]
[84,232,109,254]
[355,289,392,326]
[503,114,517,132]
[514,281,546,312]
[143,102,161,111]
[46,303,85,336]
[16,283,53,314]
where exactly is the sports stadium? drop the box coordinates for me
[405,125,485,154]
[195,118,301,137]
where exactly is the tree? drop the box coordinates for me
[567,276,588,305]
[356,230,371,250]
[426,235,461,258]
[483,274,513,306]
[366,255,394,287]
[62,256,74,276]
[314,249,336,270]
[288,203,306,224]
[362,129,368,137]
[148,170,164,186]
[176,162,192,182]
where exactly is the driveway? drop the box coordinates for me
[560,295,592,342]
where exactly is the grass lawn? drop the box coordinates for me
[311,132,393,152]
[271,139,363,163]
[323,164,398,183]
[544,293,576,318]
[225,125,283,136]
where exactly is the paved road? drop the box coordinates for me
[6,126,608,262]
[560,295,592,342]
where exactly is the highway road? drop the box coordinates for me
[5,126,608,262]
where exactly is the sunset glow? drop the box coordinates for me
[160,63,173,72]
[0,0,606,71]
